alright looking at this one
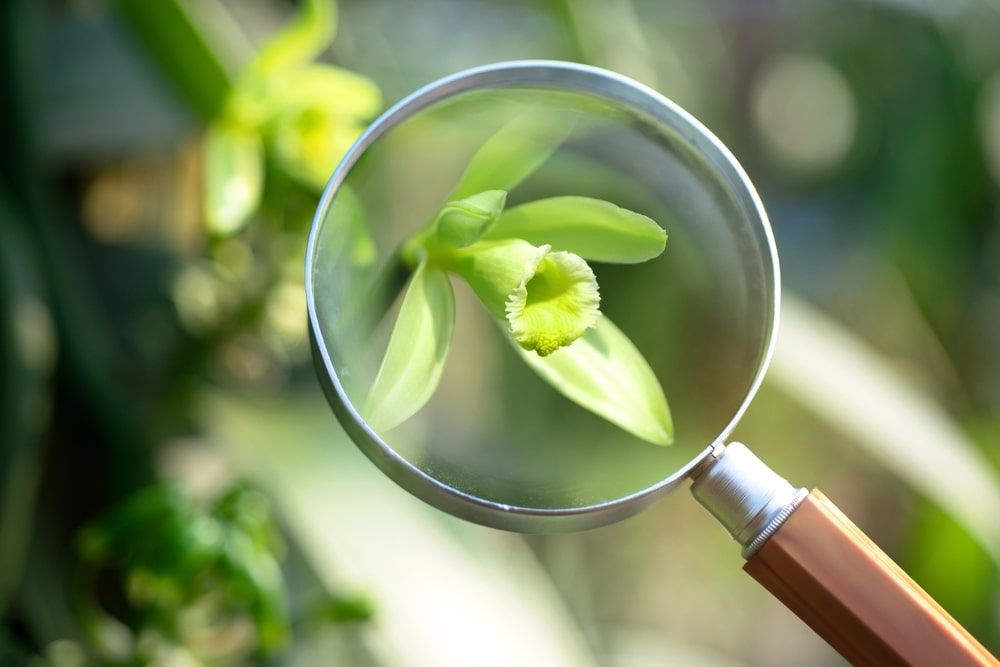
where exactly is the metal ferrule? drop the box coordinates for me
[690,443,808,559]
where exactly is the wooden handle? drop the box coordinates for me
[745,490,998,667]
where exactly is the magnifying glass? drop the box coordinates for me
[305,61,994,666]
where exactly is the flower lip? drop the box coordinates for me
[433,237,602,356]
[505,248,601,356]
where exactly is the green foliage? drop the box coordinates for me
[203,121,264,235]
[451,114,573,200]
[430,189,508,249]
[202,0,381,234]
[362,118,674,445]
[9,0,1000,661]
[76,484,290,662]
[486,196,667,263]
[114,0,237,119]
[364,263,455,432]
[0,192,55,612]
[514,315,674,446]
[70,481,374,665]
[245,0,337,78]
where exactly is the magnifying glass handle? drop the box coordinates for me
[692,444,997,667]
[745,490,995,667]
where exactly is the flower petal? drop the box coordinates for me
[486,196,667,264]
[443,239,549,318]
[452,114,572,200]
[363,263,455,431]
[247,0,337,78]
[505,251,600,356]
[513,315,674,445]
[272,107,363,190]
[203,122,263,236]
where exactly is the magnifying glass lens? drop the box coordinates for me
[311,78,774,516]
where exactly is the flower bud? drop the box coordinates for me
[433,190,507,248]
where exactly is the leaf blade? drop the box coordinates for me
[514,315,673,445]
[363,264,455,431]
[486,196,666,264]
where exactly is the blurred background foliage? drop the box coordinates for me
[0,0,999,665]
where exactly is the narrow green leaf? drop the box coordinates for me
[433,190,507,248]
[0,194,55,610]
[513,315,673,445]
[364,264,455,432]
[486,196,667,264]
[248,0,337,78]
[115,0,241,120]
[452,114,572,200]
[203,122,263,235]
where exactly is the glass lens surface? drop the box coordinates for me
[311,84,773,510]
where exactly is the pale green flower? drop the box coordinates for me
[203,122,263,236]
[266,64,381,190]
[402,190,507,264]
[505,249,600,357]
[271,105,365,190]
[202,0,381,235]
[431,190,507,248]
[440,239,599,356]
[361,114,674,446]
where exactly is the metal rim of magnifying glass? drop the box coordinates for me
[305,60,780,532]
